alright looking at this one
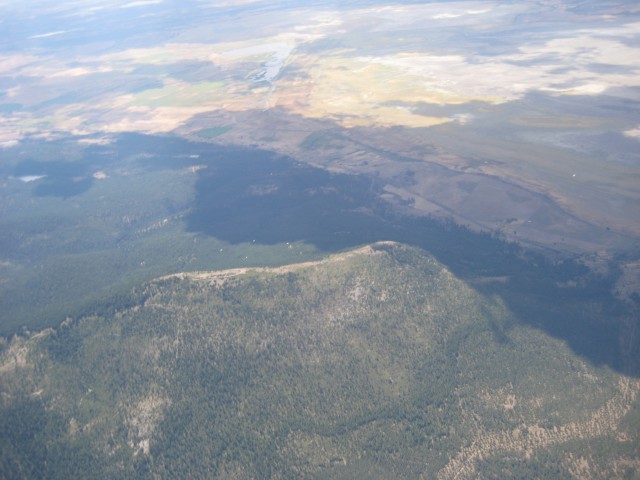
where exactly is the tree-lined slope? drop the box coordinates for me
[1,242,638,479]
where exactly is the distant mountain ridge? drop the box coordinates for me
[1,242,638,479]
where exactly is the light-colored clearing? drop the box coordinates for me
[157,242,394,286]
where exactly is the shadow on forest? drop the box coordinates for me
[176,140,633,377]
[12,159,95,198]
[8,133,635,376]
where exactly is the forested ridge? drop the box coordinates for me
[1,242,638,479]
